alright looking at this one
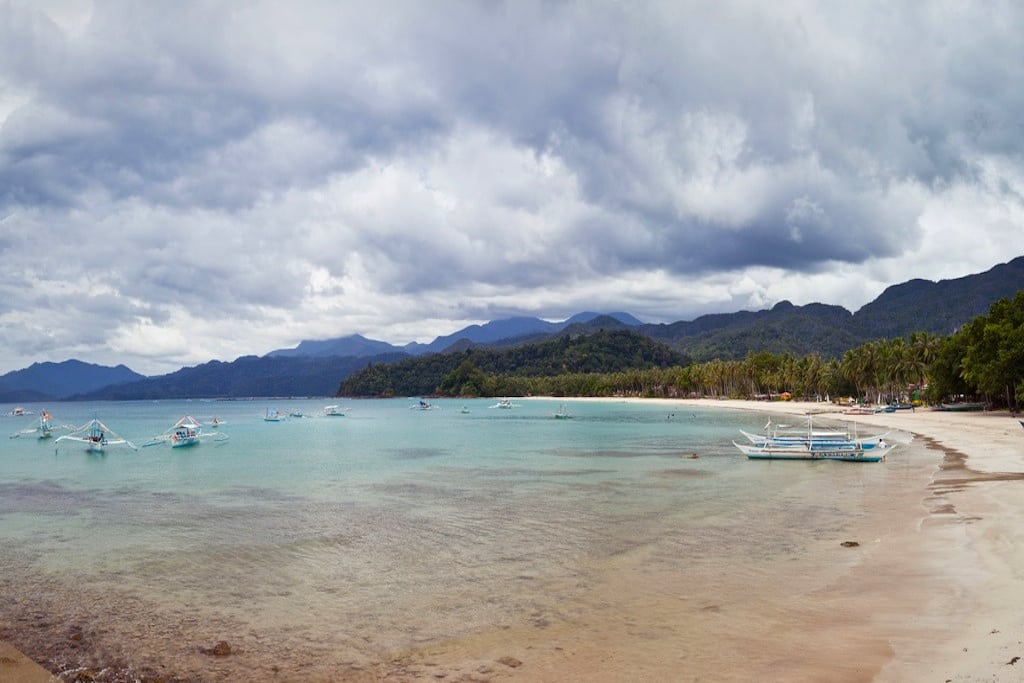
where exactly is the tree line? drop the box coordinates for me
[340,292,1024,410]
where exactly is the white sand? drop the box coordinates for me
[497,397,1024,681]
[684,399,1024,681]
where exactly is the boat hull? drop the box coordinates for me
[734,441,888,462]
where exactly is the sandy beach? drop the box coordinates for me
[4,398,1024,682]
[396,398,1024,682]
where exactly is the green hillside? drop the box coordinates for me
[339,329,690,397]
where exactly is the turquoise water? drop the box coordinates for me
[0,398,930,679]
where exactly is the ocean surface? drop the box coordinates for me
[0,398,935,681]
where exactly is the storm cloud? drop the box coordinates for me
[1,1,1023,374]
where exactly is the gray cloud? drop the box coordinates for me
[0,0,1023,374]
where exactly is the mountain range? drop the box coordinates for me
[3,257,1022,401]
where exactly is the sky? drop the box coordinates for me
[2,1,1024,376]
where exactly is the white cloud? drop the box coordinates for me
[0,1,1023,374]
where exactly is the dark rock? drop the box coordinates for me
[840,541,860,547]
[200,640,233,656]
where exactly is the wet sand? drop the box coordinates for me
[0,641,58,683]
[414,398,1024,682]
[4,399,1024,681]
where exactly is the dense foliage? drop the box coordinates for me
[339,330,691,397]
[926,291,1024,406]
[340,293,1024,411]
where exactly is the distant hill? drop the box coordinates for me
[0,360,145,402]
[268,334,402,359]
[6,257,1024,400]
[641,301,862,361]
[339,329,689,397]
[74,353,408,400]
[267,312,644,359]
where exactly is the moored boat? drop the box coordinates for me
[143,416,229,448]
[9,411,63,440]
[55,418,137,454]
[734,441,888,462]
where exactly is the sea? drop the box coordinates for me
[0,398,939,681]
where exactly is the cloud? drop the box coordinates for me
[1,1,1023,374]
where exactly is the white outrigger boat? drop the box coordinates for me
[324,404,345,417]
[143,416,229,448]
[55,418,137,454]
[740,417,888,450]
[734,440,890,462]
[9,410,65,440]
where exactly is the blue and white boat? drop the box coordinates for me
[54,418,137,454]
[143,416,229,448]
[734,440,889,462]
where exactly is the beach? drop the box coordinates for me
[3,398,1024,682]
[379,399,1024,682]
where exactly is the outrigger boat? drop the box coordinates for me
[553,403,573,420]
[741,418,888,449]
[264,408,285,422]
[54,418,137,454]
[734,441,890,462]
[143,416,229,448]
[324,405,345,417]
[9,411,65,440]
[736,416,891,462]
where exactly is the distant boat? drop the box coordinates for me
[324,405,345,417]
[412,399,435,411]
[54,418,137,454]
[843,405,881,415]
[553,404,572,420]
[933,402,987,412]
[460,406,470,414]
[264,408,285,421]
[491,398,515,409]
[143,416,229,448]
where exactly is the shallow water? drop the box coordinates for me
[0,399,936,680]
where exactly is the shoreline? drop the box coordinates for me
[5,397,1024,681]
[625,397,1024,679]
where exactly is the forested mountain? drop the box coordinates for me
[852,256,1024,337]
[0,360,144,402]
[74,353,407,400]
[267,334,401,359]
[339,329,689,397]
[267,312,643,358]
[640,302,861,361]
[4,257,1022,401]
